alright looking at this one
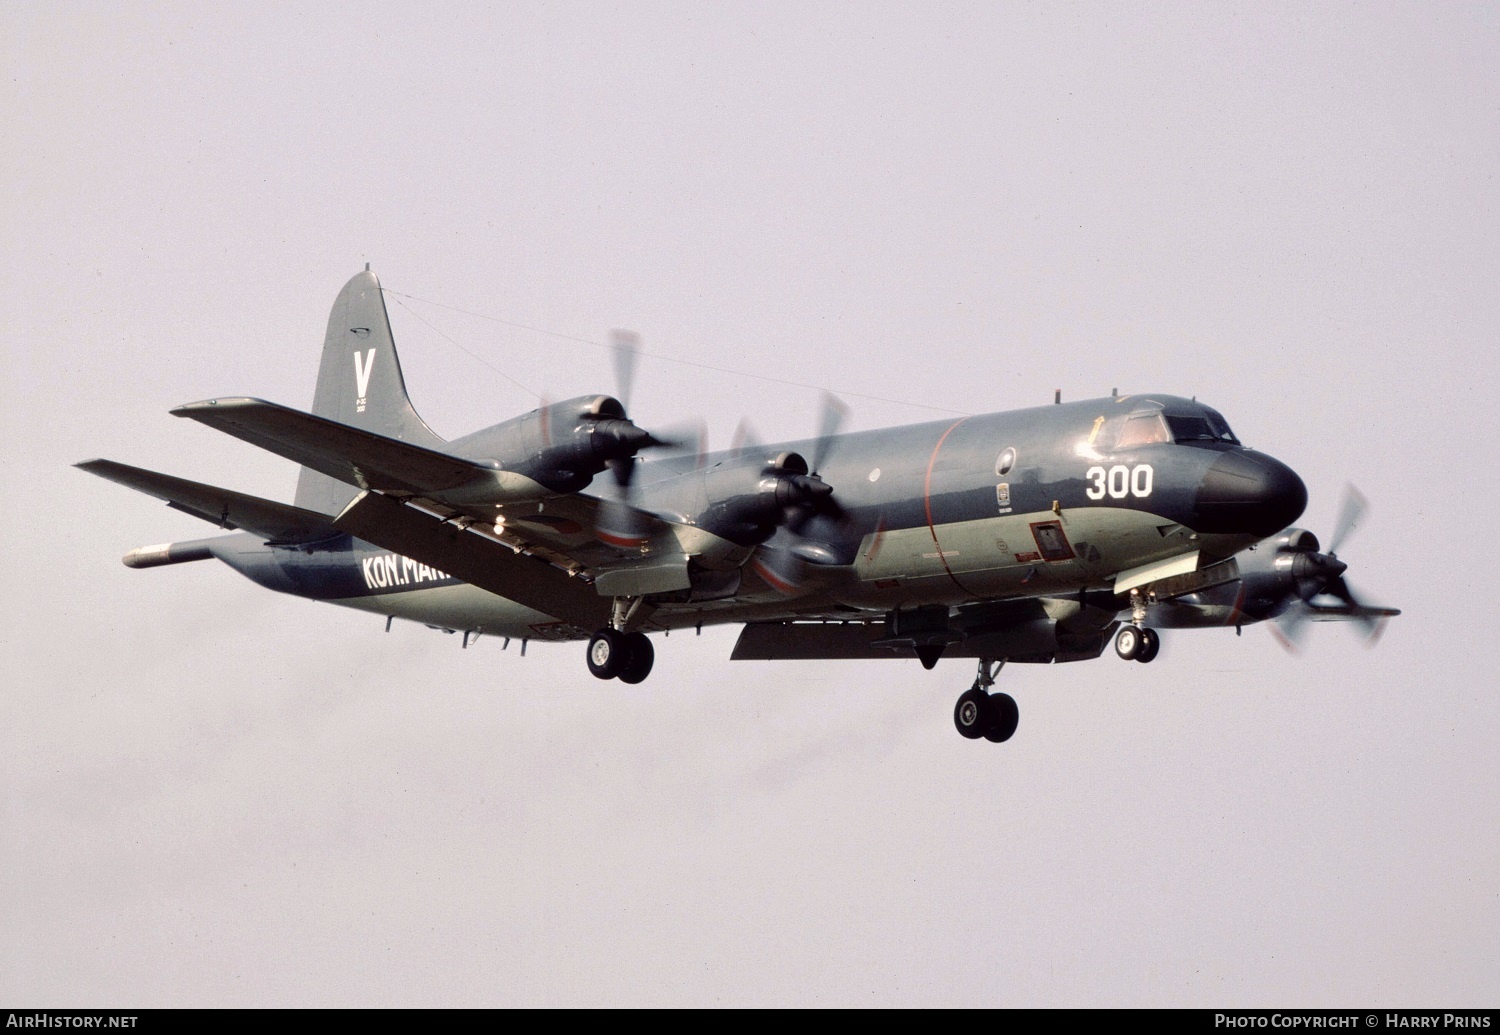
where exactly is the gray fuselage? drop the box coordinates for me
[207,392,1307,643]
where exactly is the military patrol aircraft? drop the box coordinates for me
[79,269,1398,743]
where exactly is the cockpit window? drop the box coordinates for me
[1167,412,1240,444]
[1115,413,1170,448]
[1205,409,1239,443]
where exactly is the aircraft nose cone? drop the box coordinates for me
[1193,450,1308,536]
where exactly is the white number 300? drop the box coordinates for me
[1085,464,1153,500]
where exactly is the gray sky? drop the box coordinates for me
[3,1,1497,1007]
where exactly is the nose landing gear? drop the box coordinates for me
[1114,588,1160,663]
[953,660,1019,743]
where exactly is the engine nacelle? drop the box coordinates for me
[448,395,657,499]
[692,450,831,548]
[1146,528,1323,628]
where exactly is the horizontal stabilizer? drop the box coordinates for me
[172,398,489,497]
[76,459,339,544]
[334,490,611,629]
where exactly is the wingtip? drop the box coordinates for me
[171,396,266,417]
[171,398,219,416]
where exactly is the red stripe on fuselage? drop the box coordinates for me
[922,417,979,598]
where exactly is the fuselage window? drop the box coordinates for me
[1115,414,1170,449]
[995,447,1016,476]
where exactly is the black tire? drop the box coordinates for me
[983,692,1019,743]
[1114,625,1141,661]
[586,628,627,679]
[954,687,992,740]
[617,632,655,684]
[1135,628,1160,664]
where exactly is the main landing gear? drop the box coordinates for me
[953,660,1019,743]
[586,628,655,683]
[586,595,656,684]
[1114,624,1160,662]
[1115,587,1160,663]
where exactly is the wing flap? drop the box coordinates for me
[76,459,339,544]
[1113,551,1200,595]
[172,398,489,496]
[333,490,611,628]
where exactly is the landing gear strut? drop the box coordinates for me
[953,660,1019,743]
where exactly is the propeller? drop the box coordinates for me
[655,416,709,469]
[596,453,652,549]
[1273,485,1388,651]
[592,330,688,548]
[768,393,849,538]
[809,391,848,475]
[751,529,842,595]
[1327,485,1366,556]
[610,329,640,412]
[729,418,763,460]
[752,394,852,593]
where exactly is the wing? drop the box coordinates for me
[76,459,338,544]
[174,397,690,598]
[172,398,490,495]
[333,490,611,629]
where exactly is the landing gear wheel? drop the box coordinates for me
[1134,628,1160,664]
[616,632,655,684]
[983,692,1019,743]
[954,687,992,740]
[586,628,628,679]
[1114,625,1142,661]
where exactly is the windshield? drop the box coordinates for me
[1166,410,1239,445]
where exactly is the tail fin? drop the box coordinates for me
[295,268,446,514]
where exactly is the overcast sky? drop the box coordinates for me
[3,1,1497,1007]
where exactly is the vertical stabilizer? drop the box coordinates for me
[295,269,447,514]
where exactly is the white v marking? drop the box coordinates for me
[353,348,376,399]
